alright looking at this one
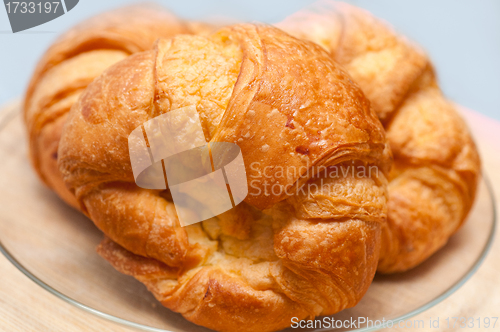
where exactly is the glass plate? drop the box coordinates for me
[0,105,495,332]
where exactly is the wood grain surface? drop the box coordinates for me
[0,100,498,332]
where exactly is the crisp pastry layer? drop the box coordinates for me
[58,24,391,332]
[23,5,203,208]
[277,1,481,273]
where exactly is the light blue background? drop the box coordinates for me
[1,0,499,120]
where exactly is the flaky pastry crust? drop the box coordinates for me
[277,1,481,273]
[23,5,200,208]
[58,24,391,331]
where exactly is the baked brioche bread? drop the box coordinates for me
[277,1,481,273]
[58,24,391,331]
[23,5,199,208]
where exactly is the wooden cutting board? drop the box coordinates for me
[0,100,498,332]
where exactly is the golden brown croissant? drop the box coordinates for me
[57,24,391,331]
[277,1,481,273]
[23,5,198,208]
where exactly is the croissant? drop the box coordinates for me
[277,1,481,273]
[57,24,391,332]
[23,5,198,209]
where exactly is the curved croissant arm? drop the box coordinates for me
[59,24,391,331]
[97,167,387,332]
[277,1,481,273]
[23,5,196,208]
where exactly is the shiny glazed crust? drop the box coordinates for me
[58,24,391,331]
[23,5,198,208]
[277,1,481,273]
